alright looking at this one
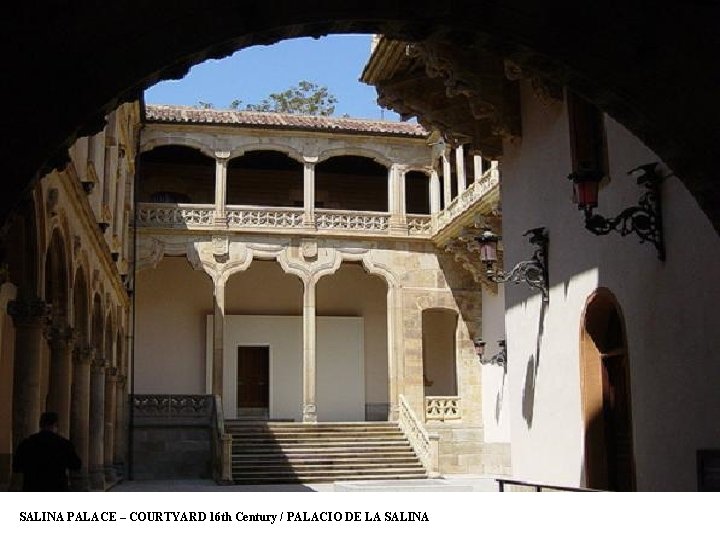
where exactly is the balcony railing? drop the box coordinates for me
[136,203,214,229]
[315,208,389,232]
[226,205,304,229]
[407,214,432,235]
[436,167,500,232]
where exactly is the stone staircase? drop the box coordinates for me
[225,421,428,484]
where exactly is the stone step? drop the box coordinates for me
[232,452,416,461]
[232,462,424,473]
[231,472,428,485]
[232,442,413,452]
[232,456,420,466]
[232,468,427,480]
[231,433,405,443]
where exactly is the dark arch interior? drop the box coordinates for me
[406,170,430,215]
[3,5,719,235]
[139,145,215,204]
[316,156,388,211]
[227,150,303,207]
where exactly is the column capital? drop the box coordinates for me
[303,156,318,164]
[73,345,94,366]
[105,366,119,380]
[7,298,51,327]
[48,325,76,348]
[214,150,231,161]
[92,356,108,371]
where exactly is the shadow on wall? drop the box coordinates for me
[522,354,536,427]
[494,370,506,424]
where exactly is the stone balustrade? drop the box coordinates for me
[398,394,440,475]
[425,396,462,421]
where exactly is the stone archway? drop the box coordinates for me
[3,3,719,235]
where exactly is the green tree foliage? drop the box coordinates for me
[229,81,338,116]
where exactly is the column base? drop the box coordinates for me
[70,470,90,491]
[104,464,119,485]
[302,404,317,423]
[88,467,106,491]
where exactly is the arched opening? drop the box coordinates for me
[138,145,215,204]
[69,267,90,487]
[422,308,458,397]
[135,256,214,394]
[580,288,636,491]
[405,170,430,215]
[317,262,388,421]
[43,229,71,434]
[224,260,303,420]
[88,292,106,489]
[315,156,388,212]
[227,150,303,207]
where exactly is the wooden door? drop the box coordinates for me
[237,346,269,409]
[580,289,636,491]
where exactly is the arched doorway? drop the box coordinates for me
[580,288,635,491]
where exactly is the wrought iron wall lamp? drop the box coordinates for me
[475,226,549,303]
[474,338,507,367]
[568,162,665,260]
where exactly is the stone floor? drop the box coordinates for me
[110,475,500,492]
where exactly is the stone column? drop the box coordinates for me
[303,157,317,228]
[455,145,466,193]
[46,325,75,437]
[214,151,230,227]
[473,154,484,181]
[212,277,226,397]
[386,284,401,421]
[302,279,317,423]
[70,345,92,490]
[88,357,106,491]
[388,164,408,233]
[113,374,127,477]
[429,170,441,214]
[442,153,452,208]
[103,367,117,484]
[8,298,49,445]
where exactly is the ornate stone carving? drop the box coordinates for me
[46,188,59,216]
[315,210,389,231]
[425,397,461,421]
[7,298,51,327]
[137,203,214,228]
[300,239,318,260]
[211,235,229,263]
[48,325,75,349]
[133,394,213,418]
[226,207,304,229]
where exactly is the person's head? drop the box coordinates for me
[39,412,59,432]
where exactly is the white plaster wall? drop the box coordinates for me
[501,81,720,490]
[481,285,511,442]
[208,315,364,422]
[316,264,388,406]
[135,257,212,394]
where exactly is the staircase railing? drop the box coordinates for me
[210,395,233,484]
[398,394,440,476]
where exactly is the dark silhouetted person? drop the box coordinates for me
[12,412,81,491]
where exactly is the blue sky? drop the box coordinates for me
[144,34,400,121]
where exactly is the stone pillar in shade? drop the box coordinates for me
[213,151,230,227]
[88,357,106,491]
[46,325,75,437]
[302,278,317,423]
[212,277,226,397]
[113,374,127,478]
[70,345,92,491]
[303,156,317,228]
[8,298,50,445]
[103,367,118,484]
[429,170,441,214]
